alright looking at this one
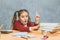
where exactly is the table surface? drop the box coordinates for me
[0,30,60,40]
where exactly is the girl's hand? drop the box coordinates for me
[35,11,40,24]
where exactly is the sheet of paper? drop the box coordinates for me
[12,32,28,37]
[12,32,36,38]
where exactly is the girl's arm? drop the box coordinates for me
[35,11,40,25]
[28,21,40,31]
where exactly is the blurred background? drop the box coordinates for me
[0,0,60,30]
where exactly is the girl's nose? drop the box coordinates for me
[24,17,27,20]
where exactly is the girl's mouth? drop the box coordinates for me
[25,20,26,22]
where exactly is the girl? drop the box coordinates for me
[12,9,40,32]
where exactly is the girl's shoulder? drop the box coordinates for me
[14,20,21,24]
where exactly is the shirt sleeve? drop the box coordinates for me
[28,21,39,30]
[28,21,38,26]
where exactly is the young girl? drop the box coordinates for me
[12,9,40,32]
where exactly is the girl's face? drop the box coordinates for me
[19,11,29,25]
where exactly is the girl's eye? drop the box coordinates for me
[22,16,24,18]
[26,16,28,17]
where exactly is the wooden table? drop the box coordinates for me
[0,30,60,40]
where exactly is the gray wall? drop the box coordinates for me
[0,0,60,30]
